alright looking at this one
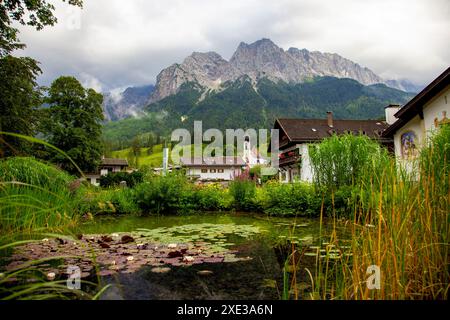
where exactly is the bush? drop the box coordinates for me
[134,173,195,214]
[262,181,321,217]
[99,171,143,188]
[79,187,139,215]
[194,183,233,211]
[229,179,258,211]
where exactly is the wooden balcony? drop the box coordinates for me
[279,155,302,167]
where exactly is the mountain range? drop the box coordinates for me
[102,39,420,147]
[149,38,421,104]
[103,39,421,122]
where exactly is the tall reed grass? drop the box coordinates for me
[0,134,110,300]
[0,157,81,233]
[288,126,449,300]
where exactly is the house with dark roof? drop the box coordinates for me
[180,157,246,183]
[274,112,392,183]
[85,157,129,186]
[383,67,449,169]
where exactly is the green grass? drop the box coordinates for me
[111,144,165,168]
[0,157,81,233]
[110,143,218,168]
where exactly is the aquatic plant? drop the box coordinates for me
[287,126,449,300]
[5,223,262,279]
[0,157,80,232]
[0,239,111,300]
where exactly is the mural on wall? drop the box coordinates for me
[434,111,449,128]
[401,131,418,158]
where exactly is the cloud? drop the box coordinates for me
[79,72,104,92]
[14,0,450,91]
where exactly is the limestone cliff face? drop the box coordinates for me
[149,38,415,104]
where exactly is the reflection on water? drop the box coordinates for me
[72,213,345,300]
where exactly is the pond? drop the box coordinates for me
[4,213,350,300]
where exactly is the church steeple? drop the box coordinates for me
[244,136,251,164]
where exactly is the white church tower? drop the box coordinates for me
[243,135,268,168]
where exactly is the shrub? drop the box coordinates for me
[194,183,233,211]
[229,179,257,211]
[262,181,321,217]
[134,173,195,214]
[79,187,139,215]
[322,185,359,217]
[99,171,143,188]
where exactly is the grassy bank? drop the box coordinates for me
[0,157,111,300]
[0,157,81,234]
[111,144,165,168]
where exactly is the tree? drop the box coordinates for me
[0,55,42,157]
[131,136,141,157]
[42,76,104,175]
[0,0,84,156]
[0,0,83,56]
[146,133,154,155]
[128,136,141,168]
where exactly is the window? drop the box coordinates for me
[210,169,217,173]
[218,169,224,173]
[201,169,208,173]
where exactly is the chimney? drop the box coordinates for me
[385,104,401,125]
[327,111,334,128]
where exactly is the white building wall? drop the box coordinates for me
[85,175,100,187]
[279,144,314,183]
[393,85,449,176]
[394,86,449,159]
[188,167,241,181]
[393,115,424,160]
[423,86,450,133]
[299,144,314,183]
[385,106,401,125]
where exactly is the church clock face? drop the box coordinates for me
[401,131,418,158]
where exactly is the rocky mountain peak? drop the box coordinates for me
[148,38,418,104]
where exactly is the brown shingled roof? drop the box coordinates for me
[101,158,128,166]
[383,67,450,137]
[275,118,390,145]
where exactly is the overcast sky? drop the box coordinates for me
[15,0,450,92]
